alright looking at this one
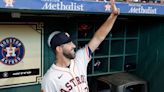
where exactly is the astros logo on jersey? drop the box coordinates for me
[3,0,15,7]
[0,37,25,65]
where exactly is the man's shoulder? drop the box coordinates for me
[43,70,54,79]
[42,66,58,80]
[76,46,87,54]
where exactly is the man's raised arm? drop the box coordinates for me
[88,0,120,52]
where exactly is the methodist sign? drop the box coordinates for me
[0,0,164,15]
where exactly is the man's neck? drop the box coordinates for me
[55,57,71,68]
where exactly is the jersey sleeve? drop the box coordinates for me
[75,45,92,68]
[41,79,57,92]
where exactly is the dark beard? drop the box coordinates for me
[63,51,75,59]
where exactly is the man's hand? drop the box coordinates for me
[110,0,120,15]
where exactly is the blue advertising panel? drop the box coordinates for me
[0,0,164,15]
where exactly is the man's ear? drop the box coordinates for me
[56,46,62,53]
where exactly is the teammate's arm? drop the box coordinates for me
[88,0,119,52]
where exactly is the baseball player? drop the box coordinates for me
[41,0,119,92]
